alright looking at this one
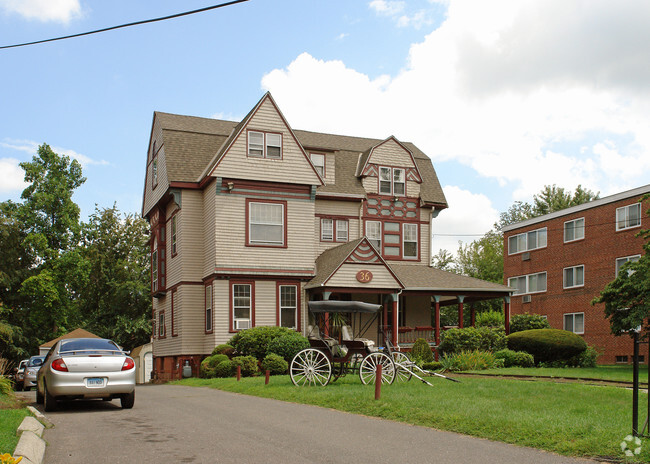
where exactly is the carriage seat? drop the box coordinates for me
[341,326,376,350]
[307,325,337,348]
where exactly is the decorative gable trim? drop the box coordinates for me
[406,167,422,183]
[356,136,422,183]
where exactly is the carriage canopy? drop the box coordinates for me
[308,300,382,314]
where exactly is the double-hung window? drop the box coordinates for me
[616,255,641,277]
[403,223,418,259]
[205,284,213,333]
[151,248,158,292]
[248,201,285,246]
[564,312,584,334]
[366,221,382,251]
[310,153,325,177]
[616,203,641,230]
[158,311,165,337]
[248,130,282,159]
[278,285,297,329]
[378,167,405,196]
[508,228,547,254]
[508,272,547,295]
[563,265,584,288]
[233,284,252,330]
[336,220,348,242]
[321,218,349,242]
[564,218,584,242]
[171,215,178,256]
[321,218,333,241]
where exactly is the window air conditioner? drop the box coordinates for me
[235,319,250,330]
[522,252,530,261]
[522,295,532,303]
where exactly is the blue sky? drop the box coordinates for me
[2,0,650,255]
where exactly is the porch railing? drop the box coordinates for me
[384,325,460,346]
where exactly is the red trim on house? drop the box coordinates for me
[213,268,314,276]
[223,178,312,195]
[245,198,288,248]
[315,213,358,219]
[276,281,302,331]
[169,181,201,189]
[229,280,256,333]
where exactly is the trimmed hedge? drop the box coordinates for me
[507,329,587,364]
[438,327,506,355]
[411,338,434,363]
[200,354,230,378]
[261,353,288,375]
[510,313,551,333]
[211,344,235,357]
[266,332,310,361]
[494,349,534,367]
[229,326,305,360]
[215,360,235,378]
[232,355,258,377]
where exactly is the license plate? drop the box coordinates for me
[86,378,105,387]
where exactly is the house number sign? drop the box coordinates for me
[356,270,373,283]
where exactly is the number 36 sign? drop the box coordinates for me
[356,270,373,283]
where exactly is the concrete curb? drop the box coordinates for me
[13,410,49,464]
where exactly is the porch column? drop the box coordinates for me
[504,296,511,335]
[470,303,476,327]
[433,296,441,345]
[457,295,465,328]
[323,292,331,337]
[391,293,399,347]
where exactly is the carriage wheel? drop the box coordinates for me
[359,352,395,385]
[392,351,413,382]
[290,348,332,386]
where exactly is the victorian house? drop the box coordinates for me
[142,93,512,380]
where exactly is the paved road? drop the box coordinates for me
[22,384,599,464]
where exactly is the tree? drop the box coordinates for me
[431,249,455,271]
[532,184,599,217]
[73,206,152,350]
[592,196,650,336]
[496,200,534,231]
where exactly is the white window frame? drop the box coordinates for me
[508,228,547,255]
[151,248,158,292]
[378,166,406,196]
[233,284,252,328]
[563,265,585,289]
[205,284,213,333]
[508,272,547,295]
[616,255,641,277]
[247,130,282,159]
[279,285,297,329]
[564,312,584,334]
[403,223,418,259]
[171,215,178,255]
[321,218,333,241]
[336,220,348,242]
[564,218,584,243]
[616,203,642,231]
[158,311,165,337]
[310,153,325,178]
[248,201,285,246]
[366,221,382,251]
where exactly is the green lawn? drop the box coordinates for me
[463,365,649,384]
[174,374,650,462]
[0,394,30,455]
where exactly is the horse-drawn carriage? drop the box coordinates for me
[289,300,455,387]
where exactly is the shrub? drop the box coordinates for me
[475,310,504,328]
[261,353,288,375]
[232,355,258,377]
[438,327,506,355]
[507,329,587,364]
[211,344,235,357]
[0,376,13,396]
[229,326,299,360]
[266,332,310,361]
[200,354,230,378]
[422,361,443,371]
[411,338,434,363]
[494,349,534,367]
[541,344,601,368]
[441,350,497,371]
[509,313,551,333]
[214,360,236,378]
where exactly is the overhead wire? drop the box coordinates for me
[0,0,250,50]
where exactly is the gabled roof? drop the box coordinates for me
[39,328,101,349]
[355,135,422,181]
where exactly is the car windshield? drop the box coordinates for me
[28,357,45,367]
[59,339,122,354]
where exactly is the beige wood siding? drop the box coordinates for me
[406,181,420,198]
[143,118,169,217]
[152,293,183,357]
[203,179,217,278]
[362,177,378,194]
[166,203,181,288]
[403,294,432,327]
[253,280,276,327]
[327,263,401,289]
[315,199,360,217]
[214,195,316,272]
[368,139,416,168]
[211,279,230,347]
[179,284,210,354]
[168,190,204,283]
[315,217,360,256]
[214,99,321,186]
[325,153,335,185]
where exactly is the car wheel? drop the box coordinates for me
[43,383,58,412]
[36,386,44,405]
[120,390,135,409]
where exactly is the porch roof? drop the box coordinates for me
[391,264,514,295]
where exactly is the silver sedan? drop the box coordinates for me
[36,337,136,411]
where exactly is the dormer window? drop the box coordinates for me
[310,153,325,177]
[379,167,405,196]
[248,130,282,159]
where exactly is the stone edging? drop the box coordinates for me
[12,406,50,464]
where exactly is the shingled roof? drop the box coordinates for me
[153,111,448,207]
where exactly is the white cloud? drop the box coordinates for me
[262,0,650,211]
[0,158,28,193]
[369,0,405,16]
[0,0,82,23]
[1,139,108,168]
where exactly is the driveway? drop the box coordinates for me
[28,384,599,464]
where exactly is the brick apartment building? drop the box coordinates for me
[502,184,649,365]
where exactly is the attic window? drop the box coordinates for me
[379,167,405,196]
[310,153,325,177]
[248,130,282,159]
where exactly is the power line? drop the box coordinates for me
[0,0,250,50]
